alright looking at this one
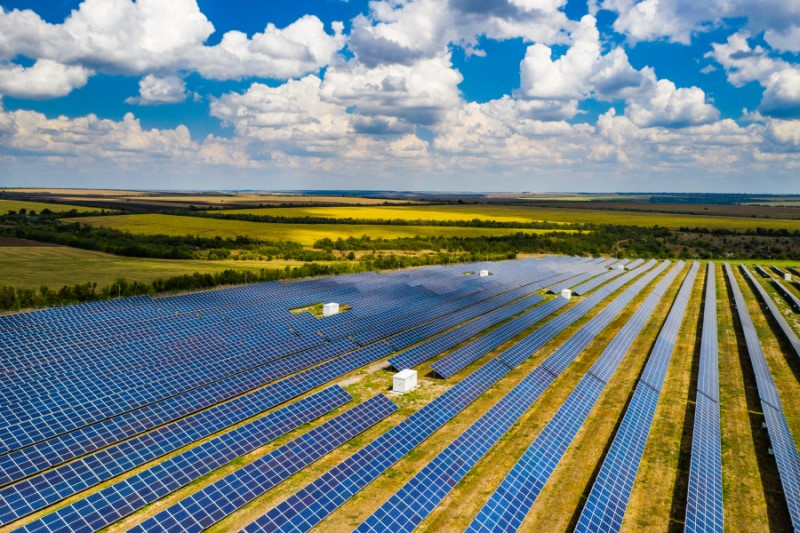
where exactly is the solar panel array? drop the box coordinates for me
[740,266,800,361]
[771,278,800,312]
[356,261,673,533]
[725,263,800,531]
[685,263,724,533]
[1,256,604,525]
[466,261,685,533]
[388,295,545,371]
[499,260,659,369]
[130,394,398,533]
[431,296,569,378]
[754,265,771,278]
[15,386,355,532]
[575,262,700,532]
[571,268,627,296]
[242,358,513,533]
[240,261,658,533]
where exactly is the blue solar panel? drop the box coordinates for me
[574,262,699,532]
[131,394,397,533]
[685,263,724,533]
[725,263,800,530]
[12,386,353,531]
[241,358,512,533]
[740,266,800,360]
[466,261,684,533]
[499,260,658,369]
[356,262,673,533]
[431,296,568,378]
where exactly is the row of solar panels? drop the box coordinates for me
[0,256,602,526]
[0,260,564,449]
[12,253,741,533]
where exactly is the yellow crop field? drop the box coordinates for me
[220,204,800,231]
[77,214,561,245]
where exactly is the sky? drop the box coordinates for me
[0,0,799,192]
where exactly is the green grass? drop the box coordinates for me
[77,214,563,245]
[0,246,342,289]
[218,204,800,231]
[0,199,102,215]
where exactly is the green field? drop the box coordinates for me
[0,246,341,289]
[78,214,562,245]
[219,204,800,231]
[0,199,102,215]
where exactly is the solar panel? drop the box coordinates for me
[356,261,673,533]
[739,266,800,362]
[431,296,569,378]
[130,394,397,533]
[685,263,723,533]
[571,268,627,296]
[574,262,700,532]
[2,386,352,528]
[725,263,800,530]
[241,358,512,533]
[465,261,684,533]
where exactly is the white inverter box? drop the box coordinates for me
[393,369,417,393]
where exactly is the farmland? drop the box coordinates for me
[3,256,800,533]
[219,204,800,231]
[0,199,102,215]
[77,213,564,245]
[0,245,342,290]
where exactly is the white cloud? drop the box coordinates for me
[0,108,194,159]
[766,119,800,147]
[518,15,644,104]
[0,60,91,99]
[596,0,800,51]
[626,78,719,127]
[348,0,569,67]
[210,76,350,153]
[0,1,345,100]
[760,69,800,118]
[125,74,187,105]
[320,54,463,130]
[188,16,344,80]
[708,31,800,118]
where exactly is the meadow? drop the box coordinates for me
[218,204,800,231]
[77,213,559,246]
[0,245,341,290]
[0,199,101,215]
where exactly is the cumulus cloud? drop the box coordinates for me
[626,78,719,127]
[0,1,345,100]
[210,76,350,153]
[188,16,344,80]
[760,69,800,118]
[595,0,800,51]
[125,75,187,105]
[708,31,800,118]
[320,54,463,130]
[518,15,644,108]
[0,108,194,159]
[0,60,91,99]
[349,0,569,67]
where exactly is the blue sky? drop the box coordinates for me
[0,0,798,192]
